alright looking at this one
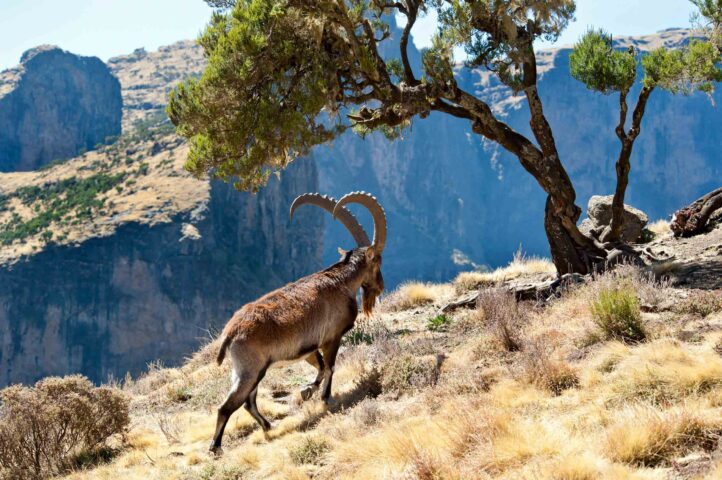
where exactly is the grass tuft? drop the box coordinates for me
[288,436,329,465]
[590,283,646,343]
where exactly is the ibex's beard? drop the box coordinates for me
[361,287,380,316]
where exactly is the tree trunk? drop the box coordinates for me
[608,87,652,242]
[543,196,606,275]
[671,187,722,237]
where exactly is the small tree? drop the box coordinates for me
[169,0,721,275]
[570,28,722,242]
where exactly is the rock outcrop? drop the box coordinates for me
[0,46,122,172]
[579,195,649,243]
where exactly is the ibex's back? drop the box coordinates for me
[217,251,368,367]
[209,192,386,454]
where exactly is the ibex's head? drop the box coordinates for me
[290,191,387,315]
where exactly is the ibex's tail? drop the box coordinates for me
[216,335,232,365]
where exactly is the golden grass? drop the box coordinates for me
[647,219,671,238]
[380,281,454,311]
[599,340,722,404]
[454,251,555,291]
[603,404,722,467]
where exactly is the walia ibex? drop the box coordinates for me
[209,191,386,453]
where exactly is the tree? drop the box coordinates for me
[168,0,721,275]
[570,28,722,243]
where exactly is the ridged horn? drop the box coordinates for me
[333,191,387,253]
[290,193,370,247]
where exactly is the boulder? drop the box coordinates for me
[581,195,649,243]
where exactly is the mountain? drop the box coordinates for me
[0,45,122,172]
[0,44,322,386]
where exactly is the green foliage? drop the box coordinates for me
[590,283,646,343]
[642,40,722,93]
[170,0,580,188]
[168,0,346,191]
[0,173,126,245]
[427,314,450,332]
[570,29,637,94]
[127,111,176,144]
[438,0,576,71]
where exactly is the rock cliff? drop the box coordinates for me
[0,46,122,172]
[0,43,322,386]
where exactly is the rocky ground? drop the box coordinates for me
[56,220,722,480]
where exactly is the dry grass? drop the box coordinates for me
[521,338,579,395]
[675,290,722,317]
[599,339,722,404]
[39,261,722,480]
[603,405,722,467]
[647,219,672,238]
[381,282,454,311]
[475,288,525,351]
[454,251,555,292]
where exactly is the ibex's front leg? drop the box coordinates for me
[300,351,324,401]
[320,339,341,405]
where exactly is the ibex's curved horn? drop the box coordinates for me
[290,193,370,247]
[333,191,387,253]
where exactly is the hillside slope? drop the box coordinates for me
[59,222,722,480]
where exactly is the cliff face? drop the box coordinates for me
[0,43,322,386]
[0,159,320,386]
[0,46,122,172]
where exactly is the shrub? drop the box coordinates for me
[477,289,524,351]
[590,283,645,342]
[343,319,390,346]
[0,375,129,480]
[675,291,722,317]
[521,338,579,395]
[427,314,450,332]
[381,353,441,394]
[288,436,329,465]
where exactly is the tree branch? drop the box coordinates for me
[616,89,629,141]
[399,0,420,84]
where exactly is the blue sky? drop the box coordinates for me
[0,0,697,71]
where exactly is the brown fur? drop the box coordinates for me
[210,247,384,452]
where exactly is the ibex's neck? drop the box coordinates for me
[320,252,366,293]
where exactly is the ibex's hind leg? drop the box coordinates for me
[210,368,258,453]
[244,367,271,431]
[300,351,325,401]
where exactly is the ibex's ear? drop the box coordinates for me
[337,247,347,258]
[364,247,375,261]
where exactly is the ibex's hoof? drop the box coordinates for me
[300,385,317,401]
[208,443,223,456]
